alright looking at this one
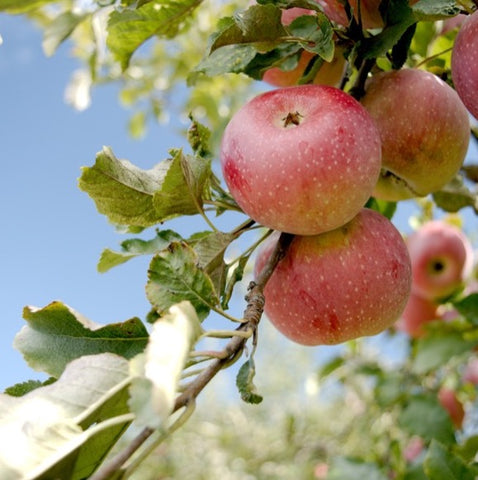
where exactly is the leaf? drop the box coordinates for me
[189,231,236,294]
[42,11,87,56]
[327,457,388,480]
[432,176,478,214]
[236,359,263,404]
[424,440,478,480]
[209,5,287,53]
[411,0,461,20]
[187,115,212,158]
[152,149,211,221]
[412,332,476,374]
[288,13,334,61]
[146,242,219,321]
[0,354,131,480]
[107,0,202,69]
[129,301,202,428]
[399,394,455,444]
[454,293,478,325]
[15,301,148,378]
[98,229,182,273]
[365,197,397,220]
[194,44,258,77]
[0,0,55,13]
[317,355,345,379]
[79,147,211,228]
[4,379,53,397]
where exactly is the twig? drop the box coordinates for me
[90,231,294,480]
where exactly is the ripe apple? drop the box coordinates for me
[220,85,382,235]
[318,0,383,29]
[395,293,439,338]
[451,11,478,119]
[262,7,346,87]
[463,357,478,385]
[438,387,465,429]
[360,68,470,201]
[254,209,411,345]
[406,220,473,301]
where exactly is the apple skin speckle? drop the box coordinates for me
[254,209,412,346]
[220,85,382,236]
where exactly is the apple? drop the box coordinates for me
[406,220,473,301]
[220,85,382,235]
[360,68,470,201]
[254,208,412,345]
[317,0,383,29]
[262,7,346,87]
[451,11,478,119]
[404,437,425,463]
[463,357,478,385]
[395,293,439,338]
[438,387,465,429]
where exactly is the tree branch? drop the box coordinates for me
[90,231,294,480]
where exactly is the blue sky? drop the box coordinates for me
[1,14,477,392]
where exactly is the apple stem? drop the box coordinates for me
[349,58,375,100]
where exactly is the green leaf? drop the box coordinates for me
[43,11,87,57]
[236,359,263,404]
[194,44,258,77]
[288,13,334,61]
[412,332,476,374]
[209,5,287,53]
[375,371,406,407]
[15,301,148,377]
[411,0,461,20]
[107,0,202,69]
[327,457,388,480]
[365,197,397,220]
[0,354,131,480]
[454,293,478,325]
[4,379,54,397]
[79,147,211,228]
[0,0,55,13]
[152,149,211,221]
[456,435,478,462]
[399,394,455,444]
[98,229,182,273]
[424,440,478,480]
[187,115,212,158]
[432,176,478,215]
[146,242,219,321]
[317,355,345,379]
[129,301,203,428]
[189,231,236,295]
[128,110,147,139]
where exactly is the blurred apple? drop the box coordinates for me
[404,436,425,463]
[438,387,465,429]
[395,293,439,338]
[361,68,470,201]
[254,209,411,345]
[451,10,478,119]
[463,357,478,385]
[406,220,473,301]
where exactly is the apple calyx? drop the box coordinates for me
[282,111,303,127]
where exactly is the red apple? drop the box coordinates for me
[220,85,382,235]
[451,11,478,120]
[406,220,473,301]
[254,209,412,345]
[438,387,465,429]
[262,7,346,87]
[361,68,470,201]
[318,0,384,29]
[404,437,425,463]
[395,293,439,338]
[463,357,478,385]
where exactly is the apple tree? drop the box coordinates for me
[1,0,478,478]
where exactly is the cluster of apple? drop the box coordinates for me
[219,6,477,346]
[396,220,475,338]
